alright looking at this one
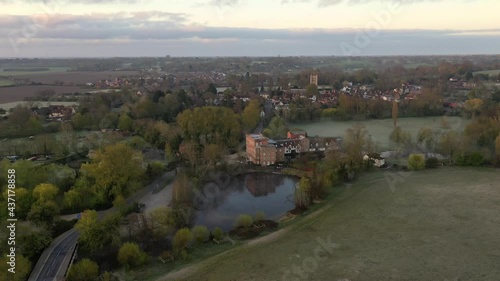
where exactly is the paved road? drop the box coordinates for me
[29,170,176,281]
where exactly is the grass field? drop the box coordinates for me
[13,70,138,85]
[473,69,500,77]
[0,79,14,87]
[0,66,70,76]
[0,85,87,103]
[291,117,469,150]
[163,168,500,281]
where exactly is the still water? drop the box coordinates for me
[191,173,298,232]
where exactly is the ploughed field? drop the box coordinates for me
[169,168,500,281]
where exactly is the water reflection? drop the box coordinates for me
[192,173,297,232]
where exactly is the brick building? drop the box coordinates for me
[246,131,339,166]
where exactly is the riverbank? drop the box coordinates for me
[156,167,500,281]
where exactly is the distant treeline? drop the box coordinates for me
[3,67,49,72]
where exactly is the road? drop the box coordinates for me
[253,100,273,134]
[28,170,176,281]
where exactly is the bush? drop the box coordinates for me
[68,258,99,281]
[192,225,210,243]
[213,227,224,240]
[425,157,439,168]
[235,214,254,228]
[408,154,425,171]
[146,161,165,179]
[455,152,485,166]
[255,211,266,222]
[173,228,193,255]
[117,242,149,269]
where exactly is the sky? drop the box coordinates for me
[0,0,499,57]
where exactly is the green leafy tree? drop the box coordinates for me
[306,83,318,97]
[32,183,58,203]
[67,258,99,281]
[235,214,254,228]
[344,124,375,171]
[148,207,175,240]
[213,227,224,240]
[192,225,210,243]
[118,113,133,131]
[80,143,144,202]
[28,200,60,226]
[17,224,52,260]
[75,210,121,253]
[408,154,425,170]
[173,228,193,256]
[263,116,288,139]
[242,99,261,131]
[117,242,149,268]
[0,254,31,281]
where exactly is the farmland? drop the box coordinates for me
[473,69,500,77]
[0,79,14,87]
[11,70,139,85]
[0,85,87,103]
[0,101,79,113]
[162,168,500,281]
[0,66,70,76]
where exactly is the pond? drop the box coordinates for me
[191,173,298,232]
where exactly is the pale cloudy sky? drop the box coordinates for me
[0,0,499,57]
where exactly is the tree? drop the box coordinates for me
[235,214,254,228]
[0,254,31,281]
[67,258,99,281]
[32,183,59,203]
[192,225,210,243]
[117,242,148,268]
[263,116,288,139]
[344,125,374,171]
[242,99,261,131]
[75,210,121,253]
[390,126,413,152]
[417,127,438,151]
[495,134,500,165]
[392,94,399,127]
[28,200,60,226]
[306,83,318,97]
[173,228,193,256]
[408,154,425,170]
[118,114,133,131]
[3,187,32,219]
[148,207,175,240]
[80,143,144,202]
[213,227,224,240]
[463,98,484,118]
[177,106,241,149]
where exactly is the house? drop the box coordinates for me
[246,131,340,166]
[363,153,385,168]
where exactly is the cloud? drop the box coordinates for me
[282,0,466,7]
[209,0,240,6]
[0,0,144,3]
[0,12,498,57]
